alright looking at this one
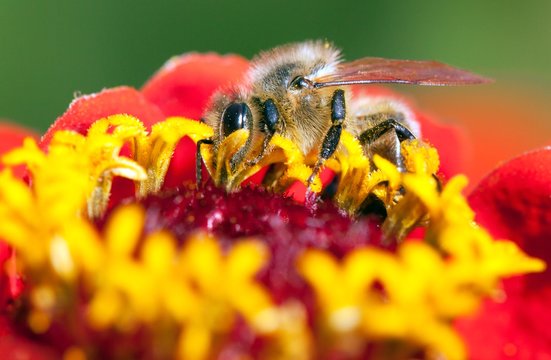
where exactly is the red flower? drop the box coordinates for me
[0,122,33,304]
[457,148,551,359]
[0,52,549,359]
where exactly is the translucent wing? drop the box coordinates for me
[312,57,492,88]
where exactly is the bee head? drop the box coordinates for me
[202,89,263,178]
[203,87,257,143]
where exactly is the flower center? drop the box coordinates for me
[0,115,544,360]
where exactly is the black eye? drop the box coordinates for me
[289,76,313,90]
[221,102,251,137]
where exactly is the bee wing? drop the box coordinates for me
[312,57,492,88]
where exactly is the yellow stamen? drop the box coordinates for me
[137,117,213,195]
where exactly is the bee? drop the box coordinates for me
[197,40,489,191]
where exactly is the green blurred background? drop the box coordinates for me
[1,0,550,180]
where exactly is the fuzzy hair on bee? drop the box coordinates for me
[200,40,490,189]
[204,41,346,158]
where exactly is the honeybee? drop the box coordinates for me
[198,40,489,191]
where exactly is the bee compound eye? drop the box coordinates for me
[289,76,312,90]
[221,102,251,138]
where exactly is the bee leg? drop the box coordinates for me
[247,134,273,167]
[246,98,280,167]
[307,89,345,189]
[196,138,213,187]
[359,118,415,144]
[359,117,443,190]
[359,118,416,172]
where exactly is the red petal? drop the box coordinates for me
[40,86,165,147]
[141,53,249,119]
[0,244,23,306]
[0,317,58,360]
[141,53,249,186]
[162,138,199,187]
[455,292,551,360]
[0,122,34,307]
[469,148,551,265]
[457,148,551,359]
[416,112,469,179]
[0,243,13,307]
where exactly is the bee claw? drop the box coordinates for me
[306,174,316,189]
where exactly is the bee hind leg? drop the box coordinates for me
[359,118,415,172]
[359,118,415,144]
[359,116,443,191]
[307,89,345,189]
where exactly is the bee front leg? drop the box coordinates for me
[246,98,280,167]
[196,138,213,187]
[307,89,345,189]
